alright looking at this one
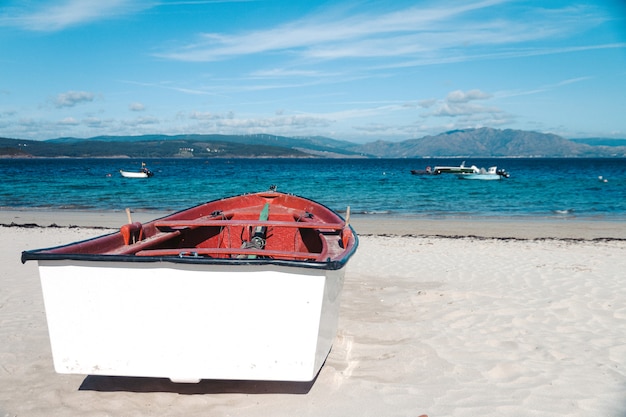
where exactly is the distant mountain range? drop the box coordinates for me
[1,128,625,158]
[350,128,626,158]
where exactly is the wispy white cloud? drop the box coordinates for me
[155,0,256,5]
[0,0,150,31]
[155,0,614,68]
[119,79,220,96]
[189,111,231,121]
[82,117,108,128]
[123,116,160,127]
[446,89,492,103]
[249,69,327,78]
[129,102,146,112]
[495,76,594,98]
[214,114,332,130]
[431,101,501,118]
[0,0,255,32]
[178,111,333,137]
[421,89,505,120]
[374,43,626,70]
[121,69,372,98]
[178,91,507,139]
[53,91,96,108]
[555,76,594,86]
[157,0,511,62]
[58,117,79,126]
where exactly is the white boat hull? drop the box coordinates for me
[457,166,508,180]
[120,170,150,178]
[37,260,345,383]
[457,173,501,180]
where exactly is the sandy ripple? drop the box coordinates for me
[336,236,626,416]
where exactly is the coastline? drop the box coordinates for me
[2,208,626,239]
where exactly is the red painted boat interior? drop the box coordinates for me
[40,192,355,262]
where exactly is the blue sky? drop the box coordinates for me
[1,0,625,143]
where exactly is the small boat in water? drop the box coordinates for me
[412,162,510,180]
[457,166,510,180]
[120,162,153,178]
[432,161,477,175]
[410,166,434,175]
[21,187,358,383]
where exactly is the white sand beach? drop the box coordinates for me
[1,212,626,416]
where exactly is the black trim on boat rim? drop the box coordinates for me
[20,248,357,271]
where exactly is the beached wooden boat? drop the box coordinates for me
[21,188,358,383]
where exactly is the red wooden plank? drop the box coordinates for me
[155,219,344,230]
[135,247,322,260]
[107,230,182,255]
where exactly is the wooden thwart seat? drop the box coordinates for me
[154,219,345,230]
[134,247,322,260]
[109,230,182,255]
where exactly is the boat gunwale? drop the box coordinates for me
[22,242,357,270]
[20,190,359,271]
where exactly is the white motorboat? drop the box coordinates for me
[120,162,153,178]
[432,161,477,174]
[457,166,510,180]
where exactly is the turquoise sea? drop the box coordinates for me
[1,158,626,220]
